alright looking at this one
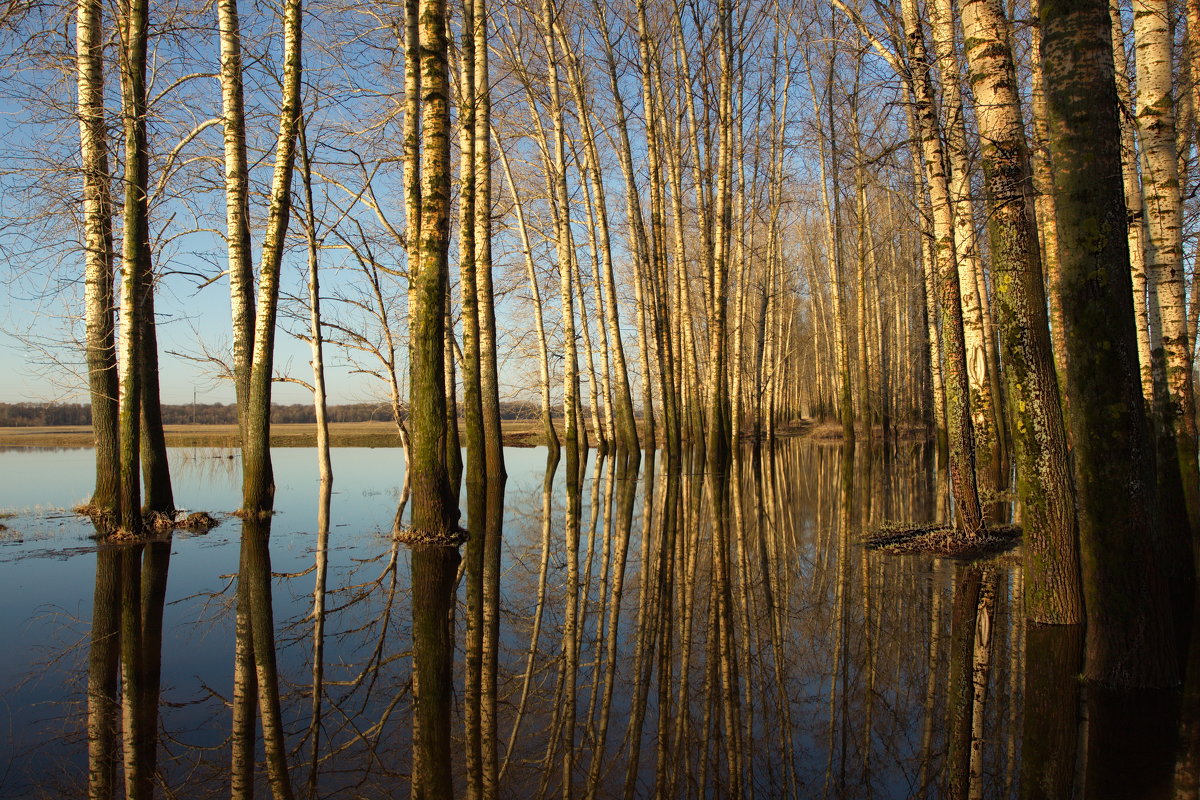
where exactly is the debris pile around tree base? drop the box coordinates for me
[395,526,470,547]
[76,506,221,539]
[865,522,1021,558]
[147,510,220,532]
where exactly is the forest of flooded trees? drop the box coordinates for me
[3,0,1200,794]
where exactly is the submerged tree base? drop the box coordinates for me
[76,505,221,539]
[395,526,469,547]
[865,522,1021,558]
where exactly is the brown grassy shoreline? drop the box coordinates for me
[0,421,551,449]
[0,418,858,449]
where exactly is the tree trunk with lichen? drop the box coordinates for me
[406,0,458,538]
[959,0,1082,624]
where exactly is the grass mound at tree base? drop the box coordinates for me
[865,522,1021,558]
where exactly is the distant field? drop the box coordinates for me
[0,420,553,448]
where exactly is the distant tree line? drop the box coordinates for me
[0,401,552,427]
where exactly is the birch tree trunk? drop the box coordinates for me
[472,0,505,476]
[77,0,120,514]
[240,0,303,514]
[931,0,1003,491]
[959,0,1082,624]
[1133,0,1200,542]
[901,0,983,534]
[1028,0,1069,387]
[217,0,254,436]
[116,0,150,533]
[1108,2,1156,407]
[558,39,638,449]
[406,0,458,537]
[298,119,331,484]
[541,0,581,452]
[495,136,558,450]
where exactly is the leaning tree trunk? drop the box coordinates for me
[298,118,332,485]
[1040,0,1177,687]
[77,0,120,515]
[958,0,1082,624]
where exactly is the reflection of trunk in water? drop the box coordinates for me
[756,447,800,797]
[1178,592,1200,800]
[652,459,681,798]
[945,566,981,800]
[86,532,171,800]
[707,460,744,799]
[583,449,638,800]
[944,565,998,800]
[463,442,487,800]
[622,451,661,797]
[236,516,294,800]
[501,447,560,785]
[1020,623,1082,800]
[918,568,945,799]
[967,572,996,800]
[410,543,461,800]
[582,452,616,766]
[481,469,506,795]
[824,445,853,799]
[305,480,331,796]
[87,547,120,800]
[557,445,584,797]
[667,449,706,796]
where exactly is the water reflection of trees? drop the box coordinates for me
[72,440,1200,797]
[487,441,1024,799]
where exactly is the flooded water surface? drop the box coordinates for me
[0,443,1180,798]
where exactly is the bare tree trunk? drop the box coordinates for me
[116,0,150,533]
[495,137,558,450]
[540,0,581,451]
[1028,0,1069,388]
[959,0,1082,624]
[77,0,119,514]
[240,0,303,515]
[406,0,458,537]
[1040,0,1178,687]
[1133,0,1200,545]
[472,0,505,478]
[298,118,331,484]
[931,0,1003,492]
[217,0,254,438]
[901,0,983,534]
[1108,1,1157,409]
[139,278,173,513]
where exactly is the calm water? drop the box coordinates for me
[0,442,1182,798]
